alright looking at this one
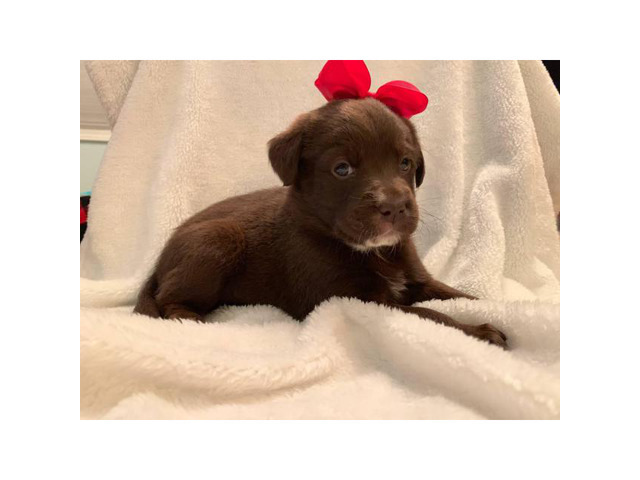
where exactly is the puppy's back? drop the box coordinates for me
[185,186,289,227]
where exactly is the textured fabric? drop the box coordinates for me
[80,60,560,419]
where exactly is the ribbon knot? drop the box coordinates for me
[314,60,428,119]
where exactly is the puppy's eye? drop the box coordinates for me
[400,158,412,171]
[333,162,353,178]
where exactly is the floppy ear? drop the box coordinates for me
[268,115,308,186]
[399,117,425,188]
[415,153,425,188]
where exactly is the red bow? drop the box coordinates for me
[314,60,428,119]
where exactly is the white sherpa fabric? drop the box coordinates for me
[80,60,560,419]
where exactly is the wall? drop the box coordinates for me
[80,141,107,194]
[81,61,110,195]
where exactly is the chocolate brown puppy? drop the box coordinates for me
[134,97,507,348]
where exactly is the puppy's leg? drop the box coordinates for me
[401,277,477,304]
[420,278,477,300]
[153,219,246,321]
[391,304,507,349]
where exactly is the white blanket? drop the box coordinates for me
[80,60,560,419]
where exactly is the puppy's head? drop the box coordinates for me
[268,97,425,250]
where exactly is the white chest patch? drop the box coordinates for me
[384,273,407,300]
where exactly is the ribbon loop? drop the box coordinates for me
[314,60,371,101]
[373,80,429,118]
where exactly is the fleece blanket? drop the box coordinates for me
[80,60,560,420]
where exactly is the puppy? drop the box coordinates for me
[134,97,507,348]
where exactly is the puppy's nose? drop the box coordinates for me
[378,199,410,223]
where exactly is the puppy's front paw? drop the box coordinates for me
[167,312,204,322]
[163,305,204,323]
[465,323,508,349]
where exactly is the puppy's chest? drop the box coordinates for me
[290,252,409,304]
[374,265,408,302]
[358,253,410,303]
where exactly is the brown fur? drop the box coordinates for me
[134,98,507,348]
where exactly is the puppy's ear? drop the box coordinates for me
[415,153,425,188]
[400,117,425,188]
[268,114,308,186]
